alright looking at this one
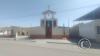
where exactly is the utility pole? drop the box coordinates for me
[63,24,66,37]
[67,17,70,39]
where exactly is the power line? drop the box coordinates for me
[57,3,100,13]
[11,3,100,19]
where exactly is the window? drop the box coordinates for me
[47,21,52,27]
[96,26,100,34]
[21,32,25,35]
[53,20,57,27]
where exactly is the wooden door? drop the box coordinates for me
[46,20,52,38]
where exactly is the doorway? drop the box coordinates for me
[46,20,52,38]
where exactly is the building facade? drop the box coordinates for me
[30,8,69,39]
[72,7,100,42]
[0,8,69,40]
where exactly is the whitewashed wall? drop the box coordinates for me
[93,20,100,42]
[52,27,69,35]
[28,27,45,35]
[78,20,100,42]
[79,23,96,39]
[0,30,12,36]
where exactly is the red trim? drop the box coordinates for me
[30,35,69,39]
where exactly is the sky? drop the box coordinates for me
[0,0,100,27]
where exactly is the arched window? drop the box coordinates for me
[17,32,20,35]
[21,32,25,35]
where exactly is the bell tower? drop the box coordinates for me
[41,6,57,27]
[41,6,57,38]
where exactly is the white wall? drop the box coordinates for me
[79,23,96,39]
[16,34,29,40]
[52,27,69,35]
[93,20,100,41]
[0,32,4,35]
[78,20,100,42]
[28,27,45,35]
[0,30,12,36]
[28,27,69,36]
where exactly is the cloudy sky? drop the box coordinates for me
[0,0,100,27]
